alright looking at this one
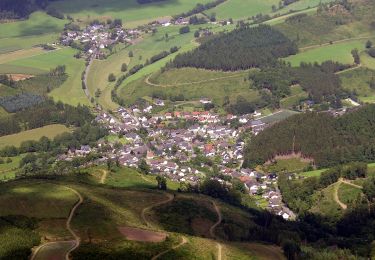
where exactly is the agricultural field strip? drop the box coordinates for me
[300,36,375,51]
[0,47,62,65]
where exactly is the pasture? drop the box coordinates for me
[259,109,299,124]
[284,39,368,66]
[1,47,89,106]
[87,47,130,111]
[0,124,71,148]
[264,158,310,173]
[50,0,213,28]
[0,12,66,39]
[340,68,375,103]
[280,85,308,108]
[337,183,362,205]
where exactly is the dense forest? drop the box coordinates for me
[169,25,298,71]
[137,0,167,4]
[0,100,93,137]
[0,93,45,113]
[244,105,375,168]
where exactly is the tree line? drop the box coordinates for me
[0,0,62,20]
[244,104,375,168]
[169,25,298,71]
[0,99,93,137]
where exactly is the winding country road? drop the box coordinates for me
[31,186,83,260]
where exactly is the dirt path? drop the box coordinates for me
[151,236,188,260]
[333,181,347,210]
[141,192,174,229]
[300,36,373,51]
[99,169,108,184]
[31,186,83,260]
[209,201,223,260]
[333,178,363,210]
[335,64,361,74]
[144,72,247,88]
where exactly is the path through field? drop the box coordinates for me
[31,186,83,260]
[210,201,223,260]
[300,36,374,51]
[333,178,363,210]
[141,192,174,229]
[151,236,188,260]
[99,169,108,184]
[144,72,246,88]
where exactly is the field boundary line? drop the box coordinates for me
[300,36,374,51]
[144,72,247,88]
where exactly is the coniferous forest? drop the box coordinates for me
[170,25,298,71]
[244,105,375,168]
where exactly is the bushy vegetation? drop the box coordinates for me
[137,0,167,4]
[170,25,297,71]
[173,0,226,19]
[0,215,40,259]
[244,105,375,168]
[0,99,93,137]
[279,162,367,214]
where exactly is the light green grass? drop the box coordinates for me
[280,85,308,108]
[0,124,71,148]
[0,12,66,39]
[361,51,375,70]
[310,183,343,219]
[259,109,299,124]
[50,0,212,28]
[87,47,130,110]
[105,134,129,144]
[0,33,60,54]
[300,169,325,178]
[3,47,89,105]
[284,40,368,66]
[0,181,77,218]
[0,84,20,97]
[337,182,362,205]
[340,67,375,103]
[264,158,310,173]
[213,0,280,20]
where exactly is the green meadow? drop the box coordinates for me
[340,68,375,103]
[50,0,212,28]
[284,39,368,66]
[0,124,71,148]
[1,47,89,106]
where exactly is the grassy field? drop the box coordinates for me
[340,68,375,103]
[361,51,375,70]
[259,109,299,124]
[0,124,71,148]
[0,12,66,39]
[300,169,325,178]
[0,181,77,219]
[50,0,213,28]
[87,47,130,110]
[264,158,310,173]
[0,84,19,97]
[0,154,24,180]
[1,47,89,106]
[337,182,362,206]
[310,183,343,219]
[284,39,369,66]
[0,47,47,65]
[280,85,308,108]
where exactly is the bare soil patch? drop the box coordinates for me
[118,226,167,242]
[7,74,34,81]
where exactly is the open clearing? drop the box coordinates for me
[0,124,71,148]
[284,39,369,66]
[50,0,213,28]
[118,227,167,242]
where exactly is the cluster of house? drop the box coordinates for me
[60,24,140,59]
